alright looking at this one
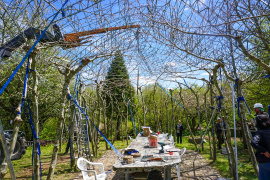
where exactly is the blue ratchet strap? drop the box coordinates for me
[236,96,251,118]
[264,75,270,79]
[214,96,223,112]
[157,83,185,110]
[0,0,69,96]
[69,95,122,157]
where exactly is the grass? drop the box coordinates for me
[5,140,129,180]
[5,136,257,180]
[174,136,257,180]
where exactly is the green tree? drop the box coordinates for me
[103,51,135,139]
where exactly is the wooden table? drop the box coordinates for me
[113,135,183,180]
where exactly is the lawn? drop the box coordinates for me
[4,136,257,180]
[4,140,129,180]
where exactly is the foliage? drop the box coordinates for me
[39,117,59,140]
[102,51,135,138]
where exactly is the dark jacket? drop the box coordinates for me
[251,129,270,163]
[216,122,222,134]
[175,124,184,134]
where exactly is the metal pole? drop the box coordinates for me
[0,119,16,180]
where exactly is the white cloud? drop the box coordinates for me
[164,61,178,68]
[130,75,156,87]
[201,72,209,76]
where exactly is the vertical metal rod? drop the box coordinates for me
[0,119,16,179]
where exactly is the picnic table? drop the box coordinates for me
[113,135,184,180]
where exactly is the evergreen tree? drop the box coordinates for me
[103,51,134,139]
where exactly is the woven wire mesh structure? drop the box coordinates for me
[0,0,269,179]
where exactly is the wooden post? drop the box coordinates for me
[209,76,216,161]
[139,87,146,126]
[169,89,174,136]
[95,81,101,154]
[69,104,76,168]
[30,51,40,180]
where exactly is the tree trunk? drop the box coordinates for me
[69,104,76,169]
[102,99,108,150]
[213,66,236,179]
[126,105,129,146]
[31,52,40,180]
[204,85,212,158]
[47,80,70,180]
[209,80,216,161]
[96,83,101,154]
[88,97,96,156]
[0,103,22,178]
[236,80,259,176]
[178,86,197,150]
[169,89,175,136]
[0,52,32,178]
[139,89,146,126]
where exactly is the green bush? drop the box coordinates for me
[39,118,58,140]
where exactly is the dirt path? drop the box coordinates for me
[73,149,222,180]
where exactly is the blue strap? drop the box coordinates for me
[61,10,66,17]
[183,79,191,90]
[67,94,73,99]
[157,83,185,110]
[126,95,138,136]
[75,73,80,100]
[127,150,139,155]
[234,78,239,88]
[236,96,251,118]
[0,0,69,97]
[105,170,112,174]
[264,75,270,79]
[18,56,30,115]
[25,98,42,180]
[220,68,222,81]
[210,107,214,109]
[214,96,223,112]
[70,95,122,157]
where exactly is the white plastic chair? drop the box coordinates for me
[77,157,107,180]
[180,147,186,159]
[175,147,186,180]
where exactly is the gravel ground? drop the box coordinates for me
[73,149,222,180]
